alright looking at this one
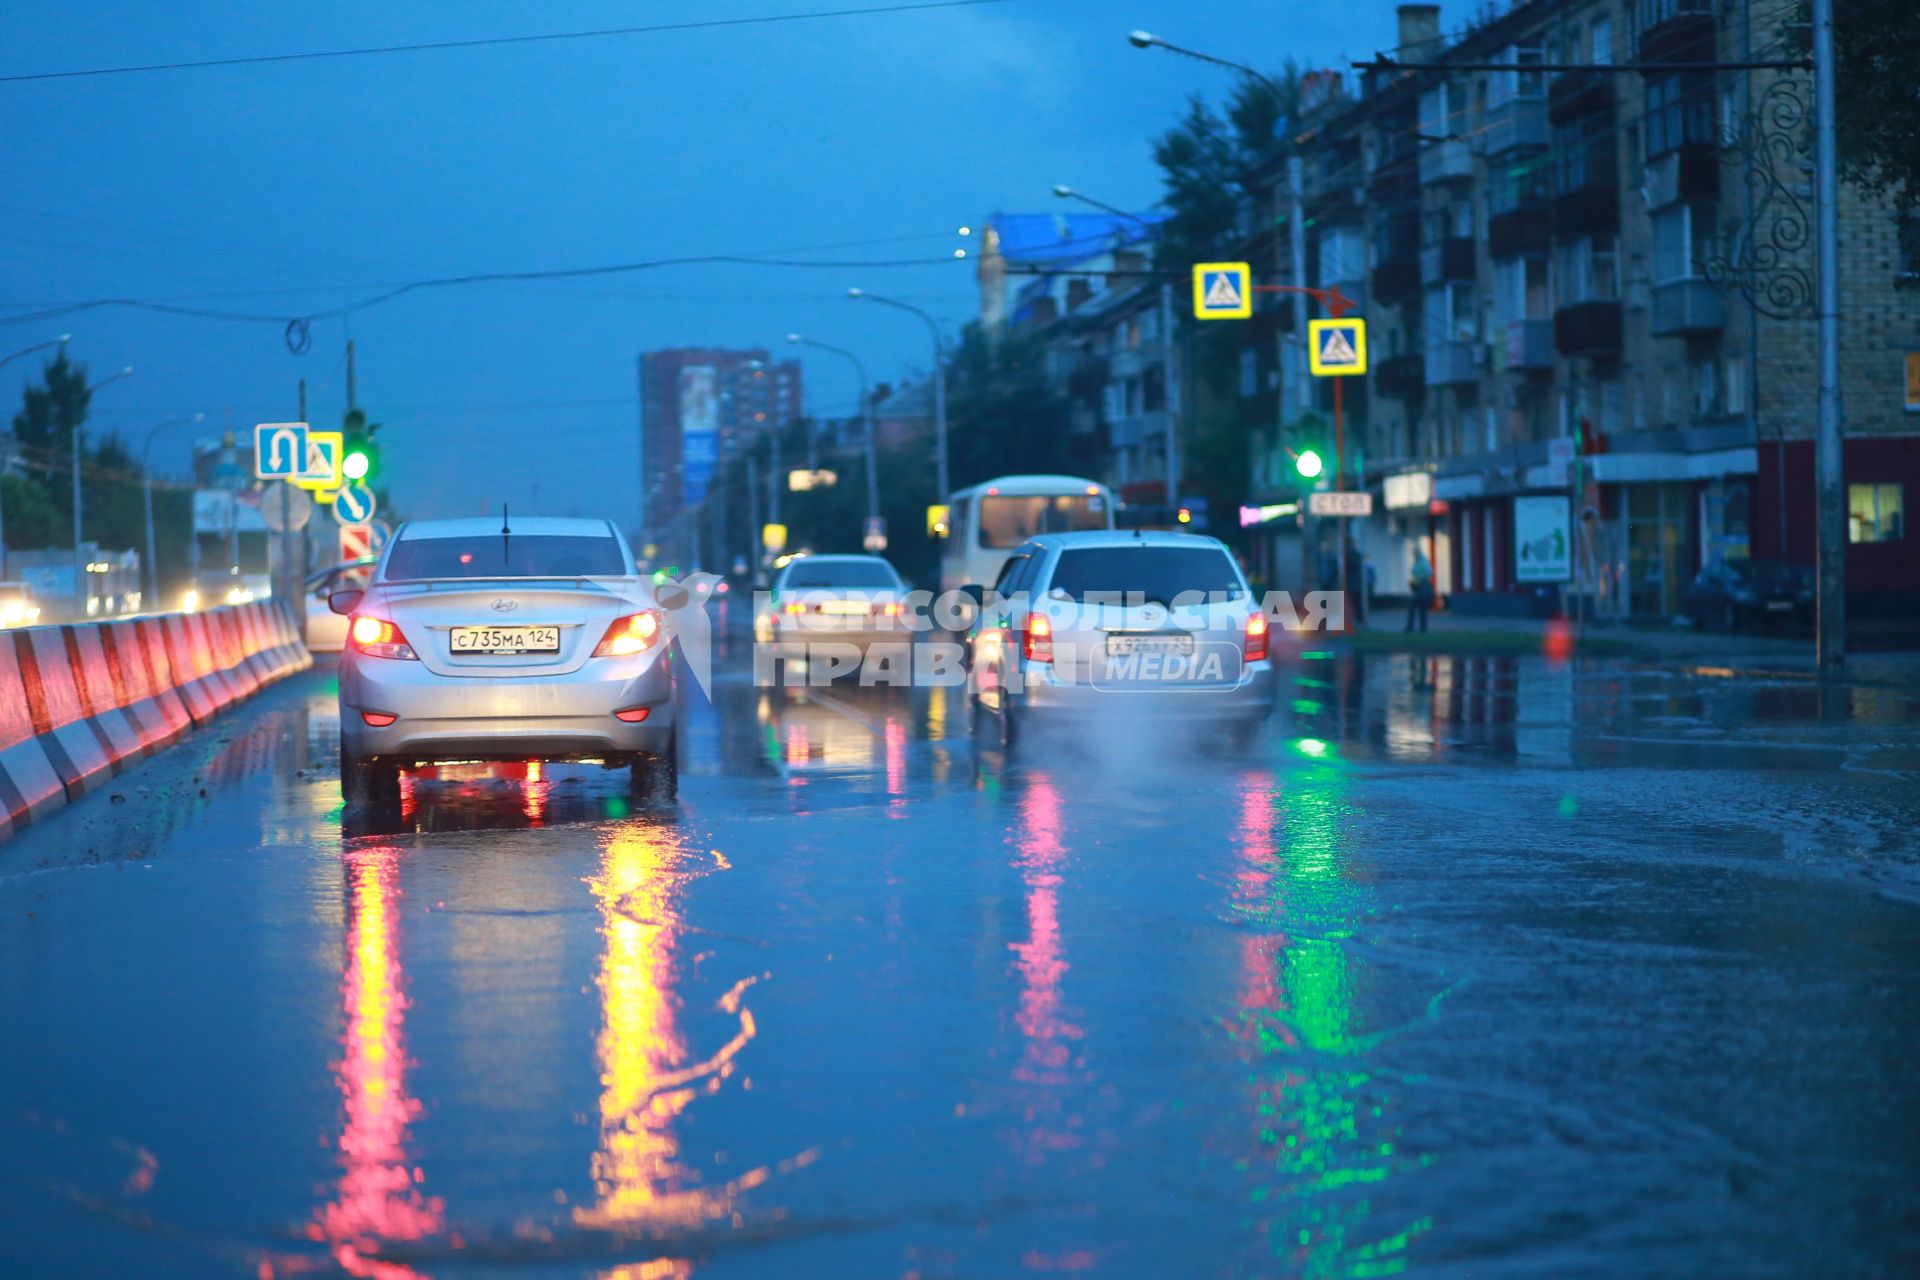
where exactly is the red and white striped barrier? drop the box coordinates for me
[0,602,311,842]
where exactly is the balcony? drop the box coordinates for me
[1503,319,1554,371]
[1553,300,1623,355]
[1372,254,1421,303]
[1639,0,1714,61]
[1375,352,1425,399]
[1651,278,1725,335]
[1367,162,1418,205]
[1418,138,1473,186]
[1489,203,1551,257]
[1643,145,1719,208]
[1483,97,1548,155]
[1425,340,1483,387]
[1420,237,1476,286]
[1107,407,1168,451]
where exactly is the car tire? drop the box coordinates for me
[341,746,399,806]
[629,734,679,805]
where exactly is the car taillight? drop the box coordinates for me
[1245,613,1270,663]
[349,615,417,660]
[1023,614,1053,663]
[594,609,663,657]
[873,602,903,617]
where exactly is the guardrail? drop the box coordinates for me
[0,603,310,841]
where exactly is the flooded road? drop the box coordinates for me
[4,644,1919,1278]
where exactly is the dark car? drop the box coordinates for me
[1685,558,1814,630]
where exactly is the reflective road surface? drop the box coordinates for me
[5,638,1920,1278]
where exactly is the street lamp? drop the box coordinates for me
[1054,184,1180,505]
[786,334,880,534]
[0,334,72,375]
[73,366,132,620]
[141,413,205,609]
[1126,30,1288,104]
[847,287,949,502]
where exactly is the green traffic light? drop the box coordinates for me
[342,449,371,481]
[1295,448,1324,479]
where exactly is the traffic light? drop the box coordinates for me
[342,447,371,481]
[341,406,381,484]
[1294,448,1324,480]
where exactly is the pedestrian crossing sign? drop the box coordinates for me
[1308,317,1368,376]
[1192,262,1252,320]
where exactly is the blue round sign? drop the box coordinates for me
[332,481,377,526]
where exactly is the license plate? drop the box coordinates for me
[1106,634,1194,656]
[451,625,561,653]
[1766,600,1793,612]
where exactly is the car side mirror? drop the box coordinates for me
[328,589,364,616]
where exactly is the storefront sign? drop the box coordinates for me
[1383,472,1432,510]
[1514,496,1572,583]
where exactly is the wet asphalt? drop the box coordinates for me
[3,627,1920,1279]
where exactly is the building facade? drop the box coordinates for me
[637,348,801,542]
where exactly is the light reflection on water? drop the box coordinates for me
[1230,763,1429,1278]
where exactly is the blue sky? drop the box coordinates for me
[0,0,1400,520]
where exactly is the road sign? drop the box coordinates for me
[926,503,951,538]
[1515,496,1571,582]
[862,515,888,553]
[253,423,308,479]
[1308,318,1368,376]
[339,525,372,562]
[1308,491,1373,518]
[762,522,788,552]
[258,483,313,532]
[1192,262,1252,320]
[293,430,343,490]
[332,482,377,526]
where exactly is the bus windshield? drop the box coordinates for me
[977,493,1109,548]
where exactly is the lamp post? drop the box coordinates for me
[141,413,205,610]
[1053,184,1180,505]
[847,288,949,503]
[1127,30,1288,102]
[0,335,71,577]
[786,334,880,533]
[73,366,132,620]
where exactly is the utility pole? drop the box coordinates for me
[1159,280,1179,506]
[346,340,357,412]
[1288,155,1314,598]
[1812,0,1845,669]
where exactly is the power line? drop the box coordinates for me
[0,0,1014,85]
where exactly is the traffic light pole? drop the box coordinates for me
[1334,375,1347,628]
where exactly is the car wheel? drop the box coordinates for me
[341,746,399,805]
[629,734,679,805]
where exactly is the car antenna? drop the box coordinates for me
[501,502,511,567]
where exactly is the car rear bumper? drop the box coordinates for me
[1013,660,1278,724]
[340,650,675,762]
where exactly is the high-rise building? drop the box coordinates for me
[637,348,802,541]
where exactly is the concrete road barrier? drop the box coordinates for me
[0,603,310,843]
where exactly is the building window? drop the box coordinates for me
[1652,204,1716,282]
[1490,155,1550,213]
[1646,73,1714,158]
[1725,353,1748,415]
[1553,116,1611,196]
[1591,17,1613,65]
[1899,216,1920,283]
[1848,484,1905,542]
[1556,235,1619,303]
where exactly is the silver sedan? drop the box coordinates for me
[331,516,677,803]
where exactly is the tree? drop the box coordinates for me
[10,351,90,514]
[1790,0,1920,210]
[945,323,1073,485]
[82,432,150,554]
[0,473,62,553]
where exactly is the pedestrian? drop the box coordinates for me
[1406,547,1433,633]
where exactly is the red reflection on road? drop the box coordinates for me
[314,846,442,1278]
[1009,772,1082,1149]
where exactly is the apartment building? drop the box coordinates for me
[1242,0,1919,618]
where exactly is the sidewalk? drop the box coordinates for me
[1347,606,1920,683]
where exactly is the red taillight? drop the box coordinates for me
[349,615,417,660]
[594,609,663,657]
[1023,614,1053,663]
[1245,612,1270,663]
[613,706,652,723]
[361,711,398,727]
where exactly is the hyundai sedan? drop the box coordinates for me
[330,516,677,803]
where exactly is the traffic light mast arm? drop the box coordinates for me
[1251,282,1359,319]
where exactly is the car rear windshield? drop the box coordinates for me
[383,535,626,580]
[1728,559,1806,586]
[1044,546,1244,604]
[978,494,1108,548]
[780,560,900,588]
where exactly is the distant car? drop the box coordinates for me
[754,553,909,657]
[331,516,677,803]
[304,558,377,652]
[965,530,1276,747]
[1685,558,1813,630]
[0,581,41,629]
